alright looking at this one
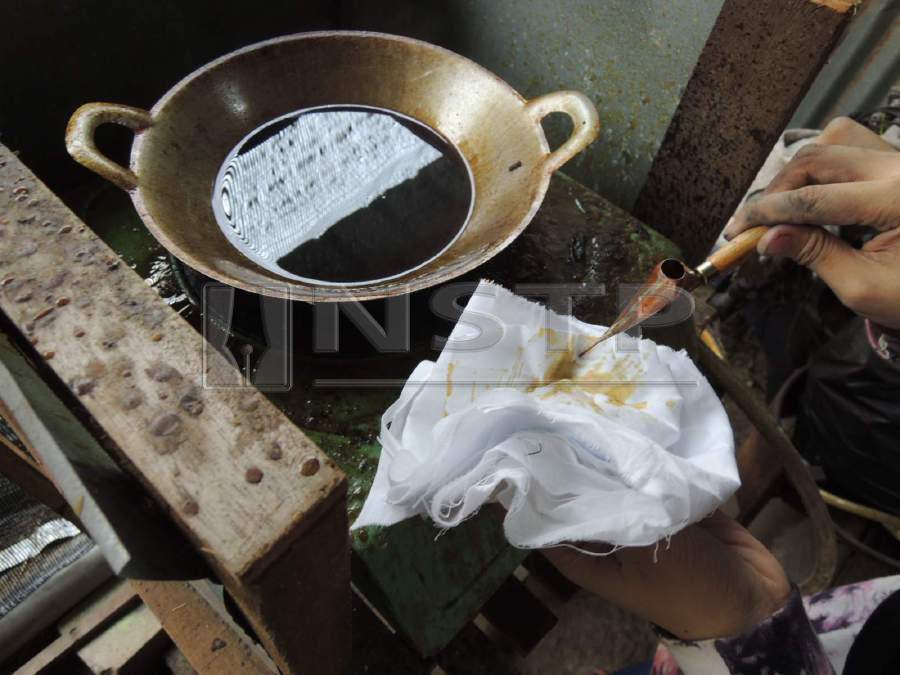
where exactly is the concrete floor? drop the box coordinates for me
[522,584,656,674]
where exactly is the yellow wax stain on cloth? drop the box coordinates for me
[354,280,737,550]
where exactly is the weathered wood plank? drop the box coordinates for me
[135,579,277,675]
[75,603,168,675]
[632,0,859,264]
[0,144,343,579]
[0,145,351,673]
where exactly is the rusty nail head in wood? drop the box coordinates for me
[300,457,320,477]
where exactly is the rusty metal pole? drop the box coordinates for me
[633,0,861,264]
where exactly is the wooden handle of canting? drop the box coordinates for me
[706,226,769,274]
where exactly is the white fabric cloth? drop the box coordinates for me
[353,281,738,549]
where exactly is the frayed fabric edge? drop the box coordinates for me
[421,498,695,560]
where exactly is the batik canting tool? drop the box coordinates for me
[580,226,768,357]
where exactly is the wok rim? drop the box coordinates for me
[129,30,554,302]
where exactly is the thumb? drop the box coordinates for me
[758,225,869,307]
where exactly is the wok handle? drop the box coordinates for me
[525,91,600,174]
[65,103,152,191]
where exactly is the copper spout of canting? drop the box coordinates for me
[578,258,710,358]
[578,225,769,357]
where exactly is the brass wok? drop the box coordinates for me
[66,32,599,301]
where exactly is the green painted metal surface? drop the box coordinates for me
[304,426,527,657]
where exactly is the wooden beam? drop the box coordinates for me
[0,145,349,673]
[74,603,168,675]
[224,497,350,675]
[135,579,277,675]
[0,351,64,511]
[0,409,66,513]
[0,398,45,474]
[15,581,138,675]
[632,0,860,264]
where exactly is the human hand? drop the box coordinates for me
[724,117,900,330]
[543,511,791,641]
